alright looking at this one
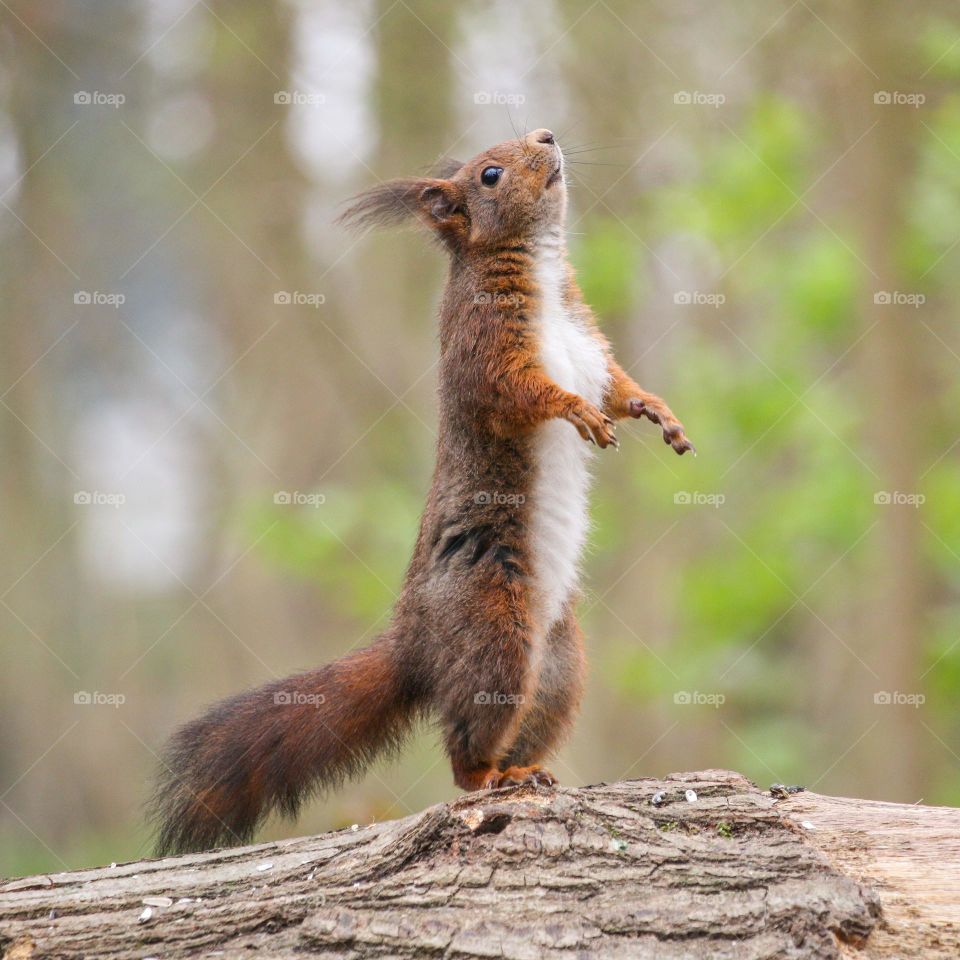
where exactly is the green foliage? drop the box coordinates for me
[247,482,421,621]
[906,96,960,279]
[653,97,814,250]
[919,21,960,79]
[573,219,646,318]
[589,88,960,805]
[777,235,859,342]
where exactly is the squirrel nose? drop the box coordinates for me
[531,128,555,145]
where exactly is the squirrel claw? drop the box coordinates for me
[628,397,692,456]
[566,401,617,450]
[663,424,694,456]
[488,765,558,789]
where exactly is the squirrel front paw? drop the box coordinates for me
[628,398,695,455]
[565,399,618,449]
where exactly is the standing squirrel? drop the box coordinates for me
[151,129,693,854]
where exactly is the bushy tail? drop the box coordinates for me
[149,637,417,854]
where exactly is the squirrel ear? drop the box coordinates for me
[337,177,464,236]
[418,181,464,225]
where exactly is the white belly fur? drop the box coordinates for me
[528,240,610,649]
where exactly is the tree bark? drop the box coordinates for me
[1,770,957,959]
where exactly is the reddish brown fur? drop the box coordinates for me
[150,129,693,854]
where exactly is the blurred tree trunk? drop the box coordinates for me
[844,0,928,800]
[188,0,322,696]
[0,0,144,850]
[0,1,70,814]
[355,0,458,474]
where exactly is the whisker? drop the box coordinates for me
[555,121,583,144]
[564,160,626,167]
[563,145,619,156]
[507,110,528,156]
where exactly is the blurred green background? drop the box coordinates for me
[2,0,958,878]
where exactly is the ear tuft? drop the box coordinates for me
[336,178,429,232]
[430,157,464,179]
[337,177,465,237]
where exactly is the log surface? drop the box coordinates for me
[782,789,960,958]
[1,769,953,959]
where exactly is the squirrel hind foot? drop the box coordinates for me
[495,764,558,788]
[454,764,558,791]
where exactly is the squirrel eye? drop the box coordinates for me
[480,166,503,187]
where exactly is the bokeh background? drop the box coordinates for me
[2,0,959,878]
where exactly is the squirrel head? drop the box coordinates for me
[338,129,565,251]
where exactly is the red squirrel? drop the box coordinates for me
[150,129,694,854]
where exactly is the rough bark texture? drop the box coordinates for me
[783,789,960,958]
[0,769,954,959]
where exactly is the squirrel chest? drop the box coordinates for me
[527,248,611,638]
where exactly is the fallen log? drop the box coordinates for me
[1,770,957,958]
